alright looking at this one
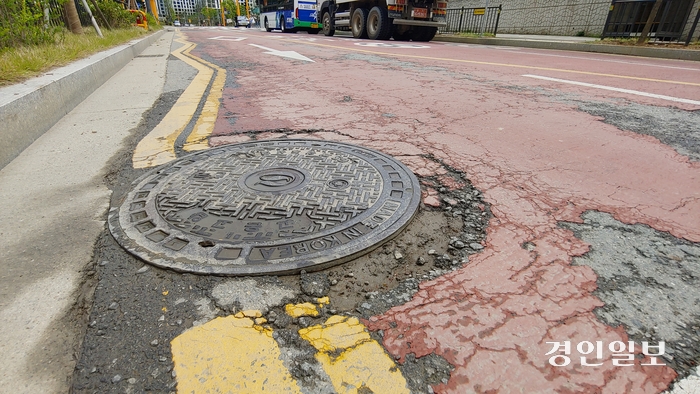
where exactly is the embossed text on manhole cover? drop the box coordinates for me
[109,139,421,275]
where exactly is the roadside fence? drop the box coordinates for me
[440,5,501,35]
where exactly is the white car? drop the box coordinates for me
[173,20,181,27]
[236,16,249,26]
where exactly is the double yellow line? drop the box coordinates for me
[132,34,226,169]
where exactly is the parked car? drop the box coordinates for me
[235,16,248,27]
[173,20,181,26]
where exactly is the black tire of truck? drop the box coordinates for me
[322,11,335,36]
[367,6,391,40]
[351,8,369,39]
[392,25,411,41]
[412,26,437,41]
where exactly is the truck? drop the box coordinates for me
[317,0,447,41]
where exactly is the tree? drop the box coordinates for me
[201,6,218,25]
[163,0,175,22]
[64,0,83,34]
[221,0,240,18]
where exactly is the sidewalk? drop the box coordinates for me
[0,30,174,394]
[0,29,166,170]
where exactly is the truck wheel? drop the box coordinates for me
[392,25,411,41]
[322,11,335,36]
[367,6,391,40]
[351,8,368,39]
[412,26,437,42]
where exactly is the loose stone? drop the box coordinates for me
[136,266,149,274]
[470,243,484,250]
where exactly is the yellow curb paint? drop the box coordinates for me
[299,316,410,394]
[132,35,220,169]
[317,296,330,306]
[171,315,302,393]
[285,302,320,318]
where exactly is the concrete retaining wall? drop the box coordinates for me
[448,0,700,39]
[0,30,165,170]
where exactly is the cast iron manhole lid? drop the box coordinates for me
[109,139,420,275]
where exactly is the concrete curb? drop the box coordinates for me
[0,30,165,170]
[434,35,700,61]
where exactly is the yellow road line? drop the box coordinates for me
[132,35,223,168]
[183,49,226,152]
[278,38,700,87]
[170,300,409,393]
[299,315,410,394]
[171,315,302,393]
[300,311,409,394]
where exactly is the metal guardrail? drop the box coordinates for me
[602,0,694,41]
[440,5,501,35]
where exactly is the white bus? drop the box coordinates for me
[261,0,321,34]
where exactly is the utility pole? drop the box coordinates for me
[220,1,226,26]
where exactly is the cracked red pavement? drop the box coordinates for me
[190,32,699,392]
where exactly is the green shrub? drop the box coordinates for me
[0,0,63,49]
[144,10,161,30]
[90,0,134,28]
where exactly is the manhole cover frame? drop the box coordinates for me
[109,139,421,276]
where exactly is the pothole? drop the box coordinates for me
[84,133,492,393]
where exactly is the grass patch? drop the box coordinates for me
[0,27,153,86]
[455,32,496,38]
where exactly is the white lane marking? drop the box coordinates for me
[249,44,315,62]
[355,42,430,49]
[208,36,247,41]
[523,74,700,106]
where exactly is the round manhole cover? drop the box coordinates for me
[109,139,421,275]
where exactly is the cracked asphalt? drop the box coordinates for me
[60,28,700,393]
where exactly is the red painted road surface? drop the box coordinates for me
[186,28,699,393]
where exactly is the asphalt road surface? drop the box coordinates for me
[2,28,699,394]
